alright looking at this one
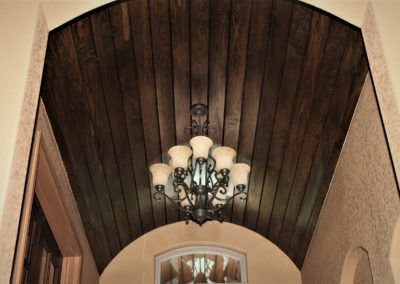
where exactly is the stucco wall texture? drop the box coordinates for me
[302,75,400,283]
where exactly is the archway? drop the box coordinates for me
[341,246,373,284]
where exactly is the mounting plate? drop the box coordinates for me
[190,104,208,117]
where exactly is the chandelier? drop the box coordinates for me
[149,104,250,225]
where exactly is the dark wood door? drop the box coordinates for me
[22,196,63,284]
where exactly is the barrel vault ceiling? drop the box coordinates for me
[40,0,369,272]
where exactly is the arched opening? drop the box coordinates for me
[341,246,373,284]
[100,221,301,283]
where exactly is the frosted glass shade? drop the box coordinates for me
[189,136,213,159]
[230,163,251,187]
[149,163,172,186]
[168,145,192,169]
[211,147,236,171]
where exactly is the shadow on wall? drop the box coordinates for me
[391,216,400,284]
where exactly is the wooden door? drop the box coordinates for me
[22,196,63,284]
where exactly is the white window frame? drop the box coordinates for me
[155,245,248,284]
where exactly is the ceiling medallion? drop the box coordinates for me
[150,104,250,225]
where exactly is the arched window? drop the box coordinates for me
[155,246,247,284]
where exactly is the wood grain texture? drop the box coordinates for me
[231,0,272,225]
[41,0,369,271]
[268,18,350,244]
[208,0,231,145]
[245,0,294,231]
[108,2,145,238]
[149,0,178,223]
[170,0,191,145]
[128,0,166,229]
[190,0,209,106]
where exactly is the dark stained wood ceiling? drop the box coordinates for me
[40,0,369,272]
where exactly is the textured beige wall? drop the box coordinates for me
[0,4,47,283]
[0,2,114,282]
[100,222,301,284]
[0,0,41,233]
[301,75,400,283]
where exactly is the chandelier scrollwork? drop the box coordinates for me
[150,104,250,225]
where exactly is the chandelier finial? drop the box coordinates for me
[187,104,214,137]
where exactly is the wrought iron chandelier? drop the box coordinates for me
[149,104,250,225]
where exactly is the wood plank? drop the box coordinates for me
[279,31,365,252]
[170,0,191,221]
[102,4,147,240]
[53,25,124,258]
[190,0,209,106]
[222,0,252,150]
[128,0,166,228]
[71,17,132,249]
[231,0,273,225]
[289,37,369,266]
[108,2,154,237]
[148,0,179,223]
[267,20,350,244]
[254,3,314,237]
[244,0,294,230]
[43,31,113,270]
[253,11,331,237]
[208,0,231,145]
[91,8,146,246]
[170,0,191,145]
[109,3,153,239]
[219,0,252,222]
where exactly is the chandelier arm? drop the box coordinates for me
[207,205,224,222]
[207,190,247,213]
[172,181,197,208]
[159,190,192,213]
[208,169,217,188]
[206,156,217,186]
[208,185,228,205]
